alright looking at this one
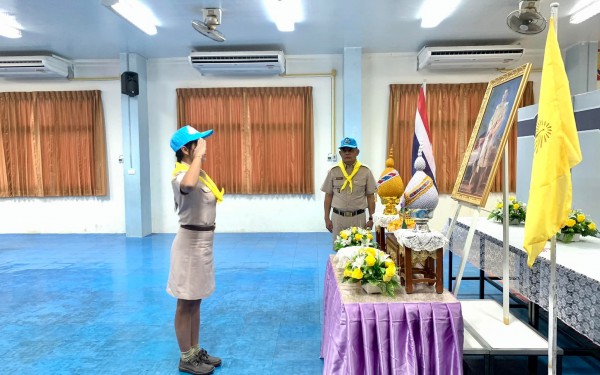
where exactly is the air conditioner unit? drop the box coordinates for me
[417,45,524,70]
[189,51,285,75]
[0,55,73,78]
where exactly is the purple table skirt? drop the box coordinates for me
[321,259,463,375]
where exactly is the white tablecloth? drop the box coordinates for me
[446,217,600,345]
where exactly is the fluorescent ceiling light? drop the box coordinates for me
[264,0,304,32]
[419,0,460,28]
[102,0,158,35]
[569,0,600,24]
[0,12,22,38]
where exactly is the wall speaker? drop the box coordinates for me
[121,71,139,97]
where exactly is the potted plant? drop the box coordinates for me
[557,209,598,243]
[342,247,401,296]
[488,197,526,225]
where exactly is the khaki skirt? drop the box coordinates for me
[166,227,215,300]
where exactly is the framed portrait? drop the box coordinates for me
[451,63,532,207]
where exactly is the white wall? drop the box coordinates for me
[0,52,544,234]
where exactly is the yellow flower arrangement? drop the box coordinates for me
[488,197,526,224]
[334,227,377,251]
[558,209,599,242]
[342,247,401,296]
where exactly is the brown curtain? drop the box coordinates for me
[0,90,107,197]
[177,87,314,194]
[387,82,534,193]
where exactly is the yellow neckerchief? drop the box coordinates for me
[172,162,224,203]
[338,160,362,192]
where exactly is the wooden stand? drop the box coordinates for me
[386,233,443,294]
[376,225,386,253]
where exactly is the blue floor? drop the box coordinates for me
[0,232,599,374]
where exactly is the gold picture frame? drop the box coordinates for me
[451,63,532,207]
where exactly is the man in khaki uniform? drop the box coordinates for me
[321,137,377,244]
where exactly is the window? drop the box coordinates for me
[0,91,107,197]
[177,87,314,194]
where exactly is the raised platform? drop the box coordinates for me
[461,299,563,374]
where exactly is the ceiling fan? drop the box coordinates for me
[507,1,547,35]
[192,8,226,42]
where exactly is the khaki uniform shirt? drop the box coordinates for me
[320,163,377,211]
[172,171,217,226]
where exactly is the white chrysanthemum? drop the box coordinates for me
[352,256,365,269]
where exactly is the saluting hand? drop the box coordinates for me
[194,138,207,160]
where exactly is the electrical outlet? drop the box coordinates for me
[327,153,337,162]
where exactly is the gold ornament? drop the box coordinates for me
[376,147,404,215]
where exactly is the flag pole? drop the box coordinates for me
[502,143,510,324]
[548,5,559,375]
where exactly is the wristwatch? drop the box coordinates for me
[368,216,373,221]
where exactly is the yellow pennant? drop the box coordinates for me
[172,162,224,203]
[338,160,362,192]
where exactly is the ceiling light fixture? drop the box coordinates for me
[264,0,304,32]
[419,0,461,28]
[102,0,158,35]
[0,12,22,38]
[569,0,600,24]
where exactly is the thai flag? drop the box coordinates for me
[412,83,437,186]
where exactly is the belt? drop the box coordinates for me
[332,208,365,217]
[181,224,216,232]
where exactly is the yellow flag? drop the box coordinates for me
[523,17,582,267]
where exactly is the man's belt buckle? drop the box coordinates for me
[343,211,353,217]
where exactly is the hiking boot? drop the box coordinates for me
[178,358,214,375]
[197,348,222,367]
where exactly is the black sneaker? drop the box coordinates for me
[178,358,214,375]
[198,348,222,367]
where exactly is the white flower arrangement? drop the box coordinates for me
[342,247,401,296]
[334,226,377,251]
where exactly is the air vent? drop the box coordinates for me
[189,51,285,75]
[0,55,72,78]
[417,46,524,70]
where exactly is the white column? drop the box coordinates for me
[120,53,152,237]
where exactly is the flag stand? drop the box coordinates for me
[445,201,480,296]
[448,141,511,328]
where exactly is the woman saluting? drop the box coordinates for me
[167,125,224,375]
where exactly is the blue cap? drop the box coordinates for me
[339,137,358,149]
[170,125,213,152]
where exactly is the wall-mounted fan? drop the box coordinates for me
[507,1,547,34]
[192,8,226,42]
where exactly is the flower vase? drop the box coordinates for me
[509,218,521,225]
[557,233,581,243]
[361,283,382,294]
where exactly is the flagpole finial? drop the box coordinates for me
[550,3,559,26]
